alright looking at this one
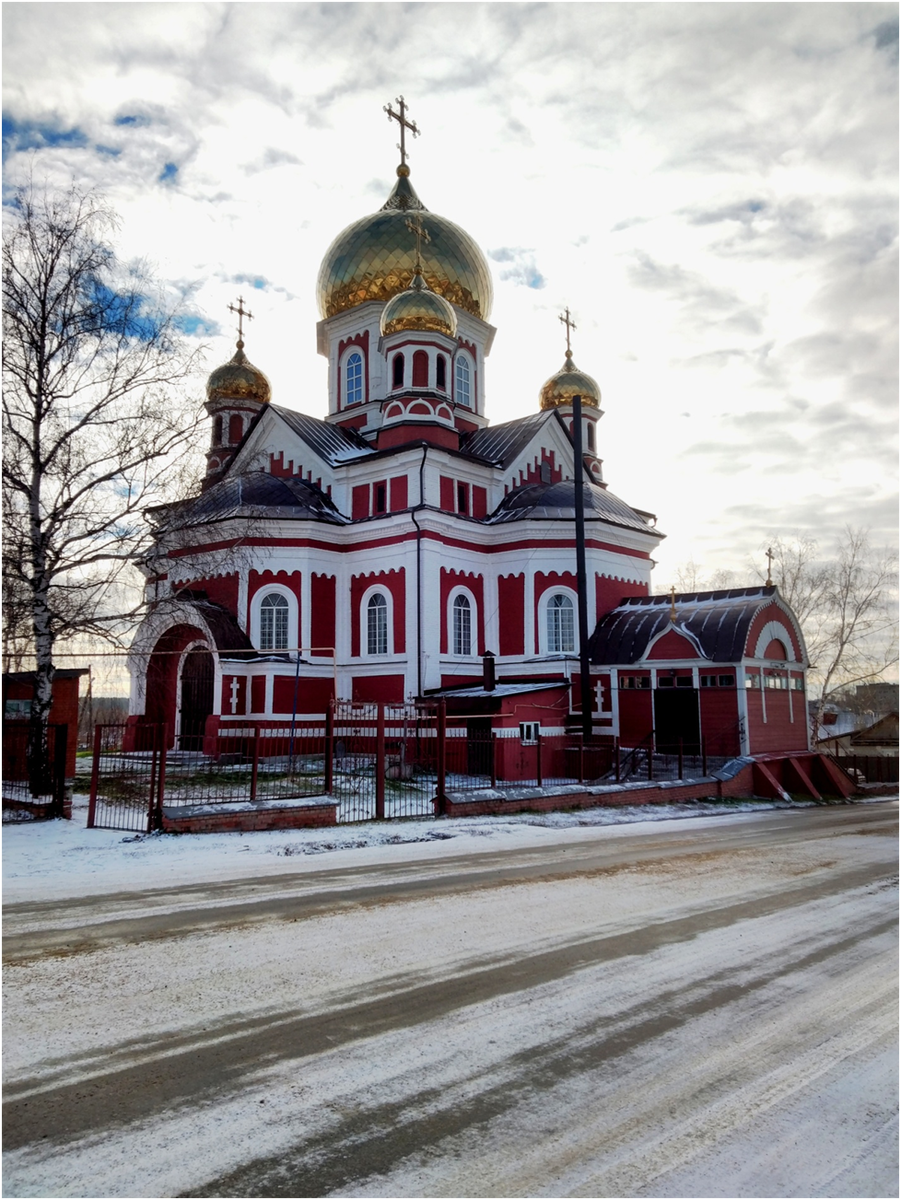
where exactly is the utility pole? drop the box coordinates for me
[572,396,592,743]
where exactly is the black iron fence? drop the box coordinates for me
[2,722,70,818]
[85,703,764,833]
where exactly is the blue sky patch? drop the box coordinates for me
[174,313,218,337]
[233,274,269,291]
[114,114,149,127]
[159,162,178,184]
[2,114,88,160]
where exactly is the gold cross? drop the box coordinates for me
[766,546,774,587]
[228,296,254,341]
[384,95,419,166]
[405,213,430,272]
[559,307,577,355]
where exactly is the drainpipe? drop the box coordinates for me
[572,397,592,743]
[409,445,429,699]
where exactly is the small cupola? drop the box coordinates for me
[539,308,604,480]
[203,297,271,489]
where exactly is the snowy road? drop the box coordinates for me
[3,802,898,1198]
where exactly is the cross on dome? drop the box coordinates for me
[228,296,254,347]
[384,95,420,167]
[559,307,577,357]
[405,212,430,273]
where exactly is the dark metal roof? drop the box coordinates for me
[3,669,90,683]
[460,411,555,467]
[271,405,373,465]
[151,471,347,530]
[172,599,258,658]
[485,479,663,537]
[588,587,786,665]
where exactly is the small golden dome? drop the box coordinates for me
[539,352,601,411]
[206,341,271,405]
[380,270,458,338]
[317,167,493,321]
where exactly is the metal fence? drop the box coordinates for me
[2,722,70,818]
[85,704,754,834]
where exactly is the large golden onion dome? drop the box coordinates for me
[317,166,493,321]
[380,269,458,338]
[206,341,271,405]
[539,351,602,410]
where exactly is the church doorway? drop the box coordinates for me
[179,646,215,748]
[654,687,700,753]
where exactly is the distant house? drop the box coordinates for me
[815,708,899,758]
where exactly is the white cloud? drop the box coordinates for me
[2,0,896,584]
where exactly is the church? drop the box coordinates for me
[127,102,810,767]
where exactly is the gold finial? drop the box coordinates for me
[384,95,420,167]
[405,212,430,275]
[559,306,577,357]
[765,546,774,587]
[228,295,254,347]
[670,585,677,622]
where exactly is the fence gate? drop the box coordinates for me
[331,702,437,823]
[87,724,165,833]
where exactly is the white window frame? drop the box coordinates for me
[447,586,477,657]
[454,352,473,409]
[342,348,365,407]
[250,584,298,652]
[540,588,578,655]
[361,585,393,657]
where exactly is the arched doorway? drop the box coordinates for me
[179,646,215,749]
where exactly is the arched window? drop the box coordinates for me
[453,594,472,656]
[586,422,596,452]
[228,413,244,444]
[345,352,363,405]
[213,415,223,444]
[436,355,447,391]
[455,355,471,408]
[260,593,289,650]
[392,354,404,389]
[547,594,575,654]
[367,593,388,655]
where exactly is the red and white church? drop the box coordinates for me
[127,137,811,765]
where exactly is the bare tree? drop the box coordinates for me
[2,182,204,792]
[757,530,898,730]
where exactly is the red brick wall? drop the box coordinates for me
[311,574,336,656]
[595,576,648,620]
[350,569,406,656]
[498,573,525,655]
[440,569,485,655]
[351,675,405,702]
[651,630,699,659]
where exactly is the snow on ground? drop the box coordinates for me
[2,789,866,905]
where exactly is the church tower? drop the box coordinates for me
[315,98,495,446]
[539,308,605,485]
[203,297,271,489]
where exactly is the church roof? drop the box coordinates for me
[150,471,347,530]
[272,406,374,465]
[588,587,783,665]
[460,411,555,467]
[486,478,662,537]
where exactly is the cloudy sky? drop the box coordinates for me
[3,1,898,588]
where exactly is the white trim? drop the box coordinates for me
[360,584,394,657]
[753,619,797,662]
[447,585,478,658]
[537,586,578,656]
[340,344,366,407]
[249,583,298,651]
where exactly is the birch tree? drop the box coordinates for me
[2,183,204,792]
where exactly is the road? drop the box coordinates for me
[3,803,898,1197]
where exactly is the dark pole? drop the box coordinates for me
[572,396,593,743]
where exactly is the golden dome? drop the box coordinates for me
[206,341,271,405]
[539,352,601,410]
[317,167,493,321]
[380,270,458,338]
